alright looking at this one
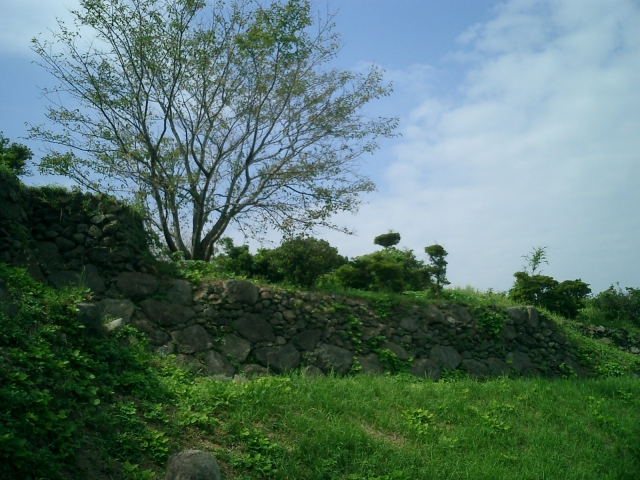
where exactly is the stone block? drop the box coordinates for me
[223,279,259,305]
[116,272,158,297]
[254,344,301,373]
[219,334,251,363]
[172,325,213,353]
[233,313,276,343]
[315,343,353,375]
[429,345,461,371]
[139,299,195,327]
[409,358,441,381]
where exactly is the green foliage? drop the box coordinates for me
[334,248,430,293]
[585,283,640,329]
[373,231,401,249]
[474,306,508,337]
[522,246,549,275]
[31,0,395,261]
[424,244,450,296]
[265,236,346,288]
[509,272,591,318]
[0,133,32,176]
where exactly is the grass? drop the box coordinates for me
[2,264,640,479]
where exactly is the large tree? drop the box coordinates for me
[30,0,396,260]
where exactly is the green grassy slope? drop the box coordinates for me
[1,264,639,479]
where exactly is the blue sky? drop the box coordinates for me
[1,0,639,294]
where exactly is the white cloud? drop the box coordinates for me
[320,0,640,294]
[0,0,79,55]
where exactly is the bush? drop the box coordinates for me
[0,133,32,176]
[333,248,430,293]
[509,272,591,318]
[587,284,640,328]
[266,236,346,288]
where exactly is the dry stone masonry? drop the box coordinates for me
[86,276,592,381]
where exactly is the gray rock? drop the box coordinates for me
[202,351,235,378]
[12,249,46,283]
[242,364,270,378]
[48,265,105,293]
[486,357,510,376]
[399,317,419,332]
[423,305,444,324]
[109,247,133,263]
[99,298,136,323]
[105,318,126,334]
[381,341,409,361]
[561,356,587,379]
[551,331,567,344]
[86,247,110,264]
[290,329,323,351]
[172,325,213,353]
[448,305,473,324]
[506,351,532,373]
[87,224,103,239]
[35,241,63,266]
[303,365,324,377]
[164,448,221,480]
[223,279,259,305]
[116,272,158,298]
[507,307,527,325]
[429,345,461,371]
[254,344,301,373]
[461,359,490,379]
[155,344,176,356]
[76,303,103,339]
[55,236,76,252]
[527,307,540,327]
[501,325,517,340]
[167,279,193,306]
[219,334,251,363]
[83,264,106,293]
[357,353,384,375]
[139,299,195,327]
[409,358,441,381]
[130,317,171,346]
[175,354,202,373]
[315,343,354,375]
[233,313,276,343]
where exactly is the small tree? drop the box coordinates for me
[374,231,401,249]
[522,246,548,275]
[30,0,397,260]
[425,244,449,296]
[0,133,32,176]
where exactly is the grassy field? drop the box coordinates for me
[1,264,639,479]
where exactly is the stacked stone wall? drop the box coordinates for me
[91,275,593,381]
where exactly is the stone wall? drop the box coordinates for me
[91,274,590,381]
[0,169,152,290]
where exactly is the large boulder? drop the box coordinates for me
[290,329,322,352]
[254,344,301,373]
[219,334,251,363]
[223,279,259,305]
[233,314,276,343]
[202,351,235,378]
[409,358,441,381]
[506,351,532,373]
[399,317,419,332]
[486,357,510,376]
[76,303,103,339]
[461,359,490,379]
[167,279,193,306]
[357,353,384,375]
[35,241,64,267]
[139,299,195,327]
[172,325,213,354]
[116,272,158,298]
[130,317,171,346]
[507,307,527,325]
[381,341,409,361]
[315,343,353,375]
[48,264,106,293]
[423,305,444,324]
[99,298,136,324]
[429,345,461,371]
[164,449,221,480]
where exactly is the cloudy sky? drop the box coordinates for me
[1,0,639,294]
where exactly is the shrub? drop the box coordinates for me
[509,272,591,318]
[266,236,346,288]
[0,133,32,176]
[587,284,640,328]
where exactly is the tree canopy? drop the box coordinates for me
[30,0,397,260]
